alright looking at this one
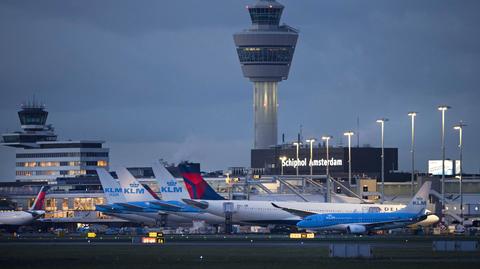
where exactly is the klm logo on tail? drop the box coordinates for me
[413,197,426,206]
[104,186,145,195]
[161,180,183,193]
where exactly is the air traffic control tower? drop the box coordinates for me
[234,0,298,149]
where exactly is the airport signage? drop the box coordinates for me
[428,160,460,176]
[281,158,343,168]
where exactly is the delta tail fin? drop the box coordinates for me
[116,167,156,202]
[97,168,127,204]
[400,181,431,213]
[29,186,49,211]
[178,162,225,200]
[152,162,189,201]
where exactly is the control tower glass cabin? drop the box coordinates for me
[234,0,298,149]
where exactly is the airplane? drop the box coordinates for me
[183,179,439,227]
[96,165,225,226]
[0,186,49,228]
[95,168,165,226]
[178,162,225,200]
[150,162,225,224]
[274,182,434,234]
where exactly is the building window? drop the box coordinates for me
[16,171,33,176]
[16,152,108,158]
[362,185,368,192]
[97,160,108,167]
[248,7,282,25]
[45,198,57,211]
[62,198,69,211]
[237,46,294,63]
[68,170,86,176]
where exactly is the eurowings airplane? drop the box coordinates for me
[0,186,48,227]
[275,182,435,234]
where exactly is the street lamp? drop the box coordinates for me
[322,136,332,202]
[279,156,287,176]
[293,142,302,176]
[306,138,316,177]
[376,118,388,203]
[438,105,450,212]
[454,121,466,223]
[408,112,417,197]
[343,131,354,186]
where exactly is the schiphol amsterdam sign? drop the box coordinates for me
[282,158,343,168]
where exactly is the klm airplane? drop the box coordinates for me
[274,182,433,234]
[96,163,224,226]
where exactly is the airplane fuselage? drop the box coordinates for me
[195,200,437,227]
[0,211,36,226]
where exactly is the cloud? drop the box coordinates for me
[1,0,479,180]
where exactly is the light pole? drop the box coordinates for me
[408,112,417,197]
[279,156,287,176]
[293,142,302,177]
[454,122,466,223]
[376,118,388,204]
[322,136,332,202]
[438,105,450,212]
[306,138,316,177]
[343,131,354,186]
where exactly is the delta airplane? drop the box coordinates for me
[183,180,439,227]
[0,186,48,227]
[275,182,433,234]
[149,163,225,224]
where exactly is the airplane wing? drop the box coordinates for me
[95,204,119,212]
[271,203,317,218]
[182,199,209,210]
[363,213,428,230]
[116,203,146,212]
[149,201,183,211]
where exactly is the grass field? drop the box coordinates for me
[0,235,479,269]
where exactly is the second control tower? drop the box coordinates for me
[234,0,298,149]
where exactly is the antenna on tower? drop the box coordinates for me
[356,116,360,148]
[299,124,303,143]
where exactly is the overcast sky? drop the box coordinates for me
[0,0,479,180]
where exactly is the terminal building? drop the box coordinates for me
[1,102,109,182]
[251,145,398,179]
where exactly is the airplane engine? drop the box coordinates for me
[346,224,367,234]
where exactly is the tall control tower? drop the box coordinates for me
[234,0,298,149]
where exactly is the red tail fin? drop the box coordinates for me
[31,186,49,210]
